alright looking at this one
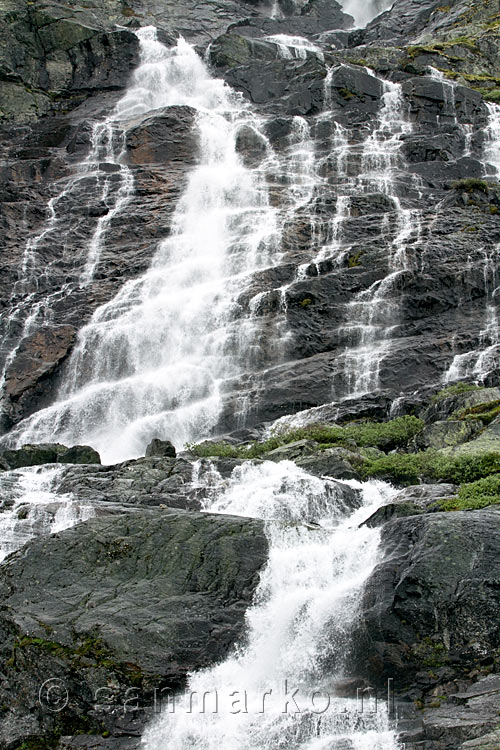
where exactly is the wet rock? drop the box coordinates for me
[363,483,457,526]
[261,438,319,461]
[235,124,269,167]
[460,728,500,749]
[125,107,197,165]
[357,509,500,689]
[2,325,76,425]
[0,442,101,469]
[295,447,364,480]
[0,509,268,748]
[144,438,176,458]
[400,674,500,750]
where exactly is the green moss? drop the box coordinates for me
[439,473,500,510]
[360,450,500,486]
[188,416,425,458]
[348,250,363,268]
[431,383,483,402]
[454,398,500,424]
[412,639,450,669]
[480,88,500,103]
[452,178,490,193]
[406,35,478,60]
[339,88,355,100]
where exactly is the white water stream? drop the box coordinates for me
[7,29,284,463]
[444,102,500,383]
[0,465,93,562]
[143,461,400,750]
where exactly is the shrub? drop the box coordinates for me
[360,450,500,486]
[440,473,500,511]
[454,398,500,424]
[451,178,490,194]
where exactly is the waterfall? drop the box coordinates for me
[444,102,500,384]
[0,466,93,562]
[0,82,135,391]
[143,461,400,750]
[339,0,393,28]
[340,77,419,397]
[6,28,282,463]
[264,35,324,61]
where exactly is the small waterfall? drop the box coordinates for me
[484,102,500,174]
[444,247,500,384]
[444,102,500,383]
[265,35,324,61]
[143,461,400,750]
[0,466,93,562]
[340,77,419,397]
[339,0,393,28]
[7,29,282,463]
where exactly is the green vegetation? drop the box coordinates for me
[406,36,478,60]
[348,250,363,268]
[452,178,490,193]
[360,450,500,486]
[439,473,500,510]
[431,382,482,402]
[454,398,500,424]
[187,416,424,458]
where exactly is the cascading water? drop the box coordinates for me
[444,102,500,383]
[339,77,420,397]
[7,28,284,463]
[0,88,135,392]
[265,35,324,61]
[339,0,393,28]
[0,466,93,562]
[143,461,400,750]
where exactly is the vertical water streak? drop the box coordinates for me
[341,77,419,397]
[444,102,500,383]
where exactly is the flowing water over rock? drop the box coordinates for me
[6,29,286,462]
[143,461,400,750]
[0,465,92,561]
[444,102,500,385]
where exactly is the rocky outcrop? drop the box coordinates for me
[0,442,101,468]
[358,510,500,691]
[0,509,268,748]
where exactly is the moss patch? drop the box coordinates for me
[188,416,424,458]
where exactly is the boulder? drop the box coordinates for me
[0,509,268,748]
[144,438,176,458]
[295,446,364,480]
[411,419,483,451]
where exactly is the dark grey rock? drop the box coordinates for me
[144,438,176,458]
[357,510,500,690]
[0,442,101,469]
[0,509,268,748]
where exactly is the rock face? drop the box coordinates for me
[0,509,268,748]
[358,510,500,691]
